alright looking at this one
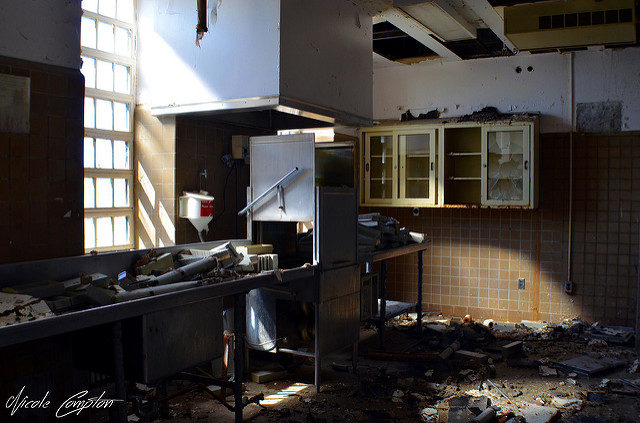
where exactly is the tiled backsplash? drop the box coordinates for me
[134,112,272,247]
[0,56,84,263]
[368,133,640,326]
[174,117,272,244]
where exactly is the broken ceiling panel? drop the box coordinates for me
[399,1,476,41]
[373,21,439,62]
[443,28,510,59]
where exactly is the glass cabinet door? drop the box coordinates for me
[398,130,436,205]
[481,126,530,206]
[364,133,396,202]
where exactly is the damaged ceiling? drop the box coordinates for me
[360,0,518,66]
[359,0,639,67]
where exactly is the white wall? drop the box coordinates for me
[137,0,281,108]
[0,0,82,69]
[373,46,640,133]
[574,48,640,132]
[280,0,372,121]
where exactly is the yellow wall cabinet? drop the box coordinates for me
[361,119,538,208]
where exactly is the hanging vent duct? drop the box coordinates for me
[504,0,637,51]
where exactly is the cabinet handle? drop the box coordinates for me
[365,163,370,172]
[524,160,529,170]
[483,163,487,168]
[430,162,434,171]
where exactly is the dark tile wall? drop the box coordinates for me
[133,113,271,248]
[0,56,84,263]
[174,117,271,243]
[369,132,640,326]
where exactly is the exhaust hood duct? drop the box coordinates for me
[137,0,373,128]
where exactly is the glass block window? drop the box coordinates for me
[81,0,135,252]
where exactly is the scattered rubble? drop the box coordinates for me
[539,365,558,377]
[0,242,279,327]
[0,292,53,326]
[357,213,428,256]
[234,314,639,423]
[550,397,583,410]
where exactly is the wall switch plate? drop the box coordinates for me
[518,278,526,290]
[564,281,573,294]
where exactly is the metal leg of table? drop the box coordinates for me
[314,302,321,393]
[233,294,246,423]
[379,259,387,350]
[110,321,127,423]
[352,341,358,374]
[159,380,169,418]
[417,251,423,337]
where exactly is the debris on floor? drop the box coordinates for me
[176,313,639,423]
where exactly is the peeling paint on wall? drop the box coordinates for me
[576,101,622,133]
[373,47,640,133]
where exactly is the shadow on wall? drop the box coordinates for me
[133,108,177,249]
[367,132,640,326]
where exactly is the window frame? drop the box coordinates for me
[81,1,136,253]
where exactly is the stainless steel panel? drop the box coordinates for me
[249,134,315,222]
[150,96,372,128]
[318,292,360,357]
[314,187,358,269]
[315,142,357,188]
[141,298,223,383]
[319,265,359,302]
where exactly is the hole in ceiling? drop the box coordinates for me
[373,21,437,62]
[443,28,510,60]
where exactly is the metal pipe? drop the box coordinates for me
[237,167,299,216]
[637,227,640,351]
[486,378,514,405]
[416,251,423,336]
[196,0,208,45]
[379,260,387,349]
[114,281,202,303]
[567,51,574,284]
[314,301,321,393]
[233,294,246,423]
[278,347,315,358]
[155,255,218,286]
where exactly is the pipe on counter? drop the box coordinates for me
[114,281,202,303]
[155,256,218,286]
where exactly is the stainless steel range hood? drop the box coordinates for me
[137,0,373,128]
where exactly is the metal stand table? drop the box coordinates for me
[363,242,430,349]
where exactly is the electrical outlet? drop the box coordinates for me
[518,278,526,290]
[564,281,573,294]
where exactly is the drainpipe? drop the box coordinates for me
[567,52,574,288]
